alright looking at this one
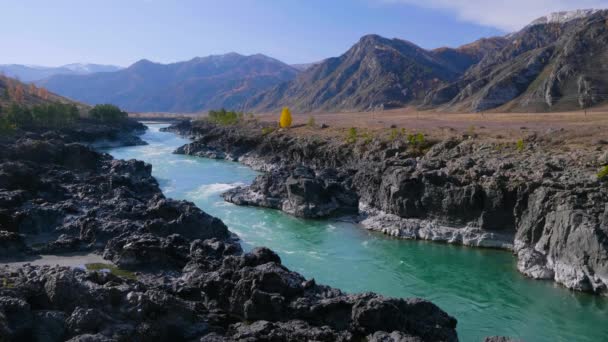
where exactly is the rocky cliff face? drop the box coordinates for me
[0,121,459,341]
[168,120,608,296]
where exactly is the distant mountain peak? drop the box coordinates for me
[188,53,277,64]
[358,34,383,42]
[199,52,243,60]
[128,59,159,71]
[528,9,600,27]
[132,58,156,65]
[60,63,122,73]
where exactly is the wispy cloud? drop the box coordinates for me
[383,0,608,31]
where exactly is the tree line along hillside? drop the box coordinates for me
[0,75,129,133]
[1,74,56,106]
[0,102,129,134]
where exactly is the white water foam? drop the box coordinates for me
[187,182,245,199]
[169,159,196,165]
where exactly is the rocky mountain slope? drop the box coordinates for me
[290,62,321,71]
[252,9,608,113]
[0,63,121,82]
[167,120,608,296]
[425,9,608,112]
[39,53,298,113]
[249,35,505,112]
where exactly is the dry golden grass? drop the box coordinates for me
[254,106,608,144]
[132,106,608,147]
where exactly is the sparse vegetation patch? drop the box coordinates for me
[598,165,608,180]
[207,109,243,126]
[346,127,358,144]
[516,139,525,152]
[85,263,137,280]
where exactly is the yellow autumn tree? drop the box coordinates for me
[37,87,49,100]
[279,107,292,128]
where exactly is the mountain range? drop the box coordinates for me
[0,64,122,82]
[38,53,297,113]
[31,9,608,113]
[248,35,507,112]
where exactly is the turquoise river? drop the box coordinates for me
[106,123,607,342]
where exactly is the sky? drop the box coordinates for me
[1,0,607,67]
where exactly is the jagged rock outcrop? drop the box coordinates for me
[0,248,457,341]
[0,231,26,257]
[222,165,359,218]
[168,120,608,295]
[0,134,224,254]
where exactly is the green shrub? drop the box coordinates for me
[598,165,608,180]
[90,104,127,122]
[85,263,136,280]
[261,127,275,136]
[389,128,399,141]
[407,133,417,145]
[207,108,243,126]
[362,132,373,145]
[416,133,425,144]
[307,116,316,128]
[516,139,525,152]
[346,127,357,144]
[406,132,426,148]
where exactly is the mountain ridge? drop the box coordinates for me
[39,53,298,113]
[247,34,507,112]
[0,63,122,82]
[33,8,608,114]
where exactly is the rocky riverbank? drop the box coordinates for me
[0,120,460,341]
[166,119,608,296]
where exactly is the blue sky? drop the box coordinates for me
[2,0,607,67]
